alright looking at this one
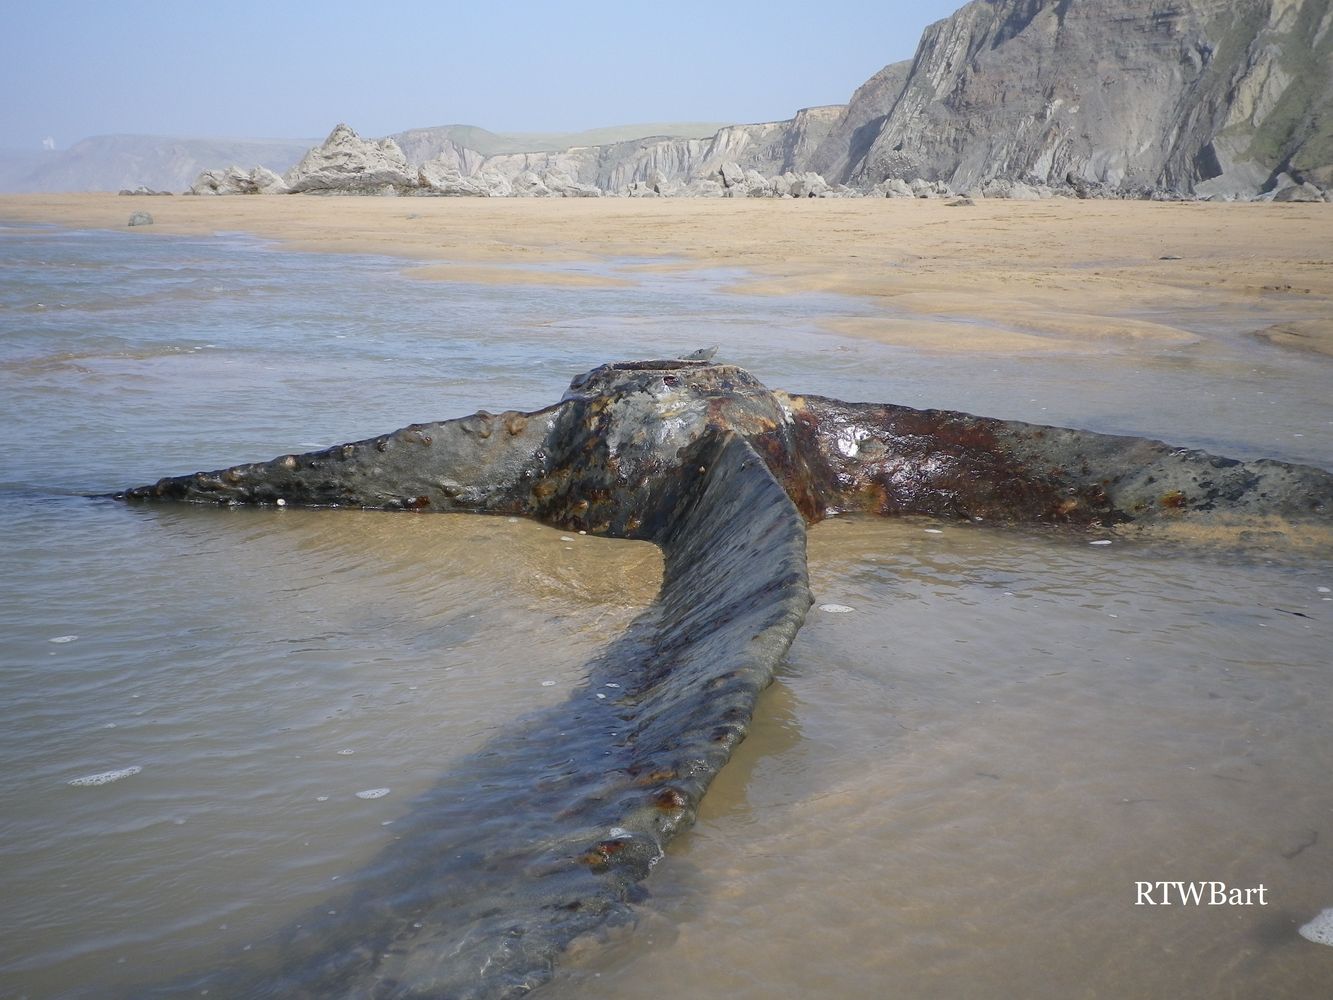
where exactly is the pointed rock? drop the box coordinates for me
[285,123,417,194]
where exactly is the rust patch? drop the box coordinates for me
[630,768,678,786]
[578,838,629,869]
[651,787,687,810]
[794,398,1120,526]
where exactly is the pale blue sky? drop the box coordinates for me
[2,0,963,148]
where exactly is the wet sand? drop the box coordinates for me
[3,193,1330,356]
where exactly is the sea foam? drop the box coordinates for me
[68,766,142,787]
[1299,907,1333,946]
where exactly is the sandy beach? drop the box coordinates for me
[3,192,1331,357]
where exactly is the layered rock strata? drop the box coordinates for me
[837,0,1333,198]
[284,123,418,194]
[187,1,1331,201]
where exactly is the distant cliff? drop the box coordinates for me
[831,0,1332,197]
[466,106,844,191]
[231,118,852,200]
[0,135,315,194]
[12,0,1329,200]
[238,0,1331,200]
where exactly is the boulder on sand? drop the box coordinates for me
[190,165,288,195]
[418,160,507,196]
[285,123,417,194]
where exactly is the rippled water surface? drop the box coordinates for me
[547,518,1333,1000]
[1,223,1330,998]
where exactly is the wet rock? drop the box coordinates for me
[417,160,512,197]
[126,211,153,226]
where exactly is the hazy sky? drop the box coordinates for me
[3,0,963,148]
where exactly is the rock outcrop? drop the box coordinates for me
[458,107,844,194]
[228,117,850,199]
[391,128,486,176]
[417,159,513,196]
[189,165,288,195]
[170,0,1331,202]
[284,123,417,194]
[835,0,1333,199]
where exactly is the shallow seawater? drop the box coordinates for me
[544,518,1333,999]
[0,505,661,998]
[1,223,1330,998]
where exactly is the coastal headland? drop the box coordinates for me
[3,193,1330,358]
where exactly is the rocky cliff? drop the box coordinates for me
[251,115,853,200]
[471,106,843,191]
[806,60,913,182]
[175,0,1330,201]
[837,0,1332,197]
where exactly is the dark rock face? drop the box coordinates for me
[806,59,913,183]
[121,359,1331,997]
[821,0,1333,198]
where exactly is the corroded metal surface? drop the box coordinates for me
[121,359,1332,998]
[778,395,1333,525]
[146,429,809,999]
[126,360,1333,532]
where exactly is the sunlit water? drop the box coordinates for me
[1,223,1330,998]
